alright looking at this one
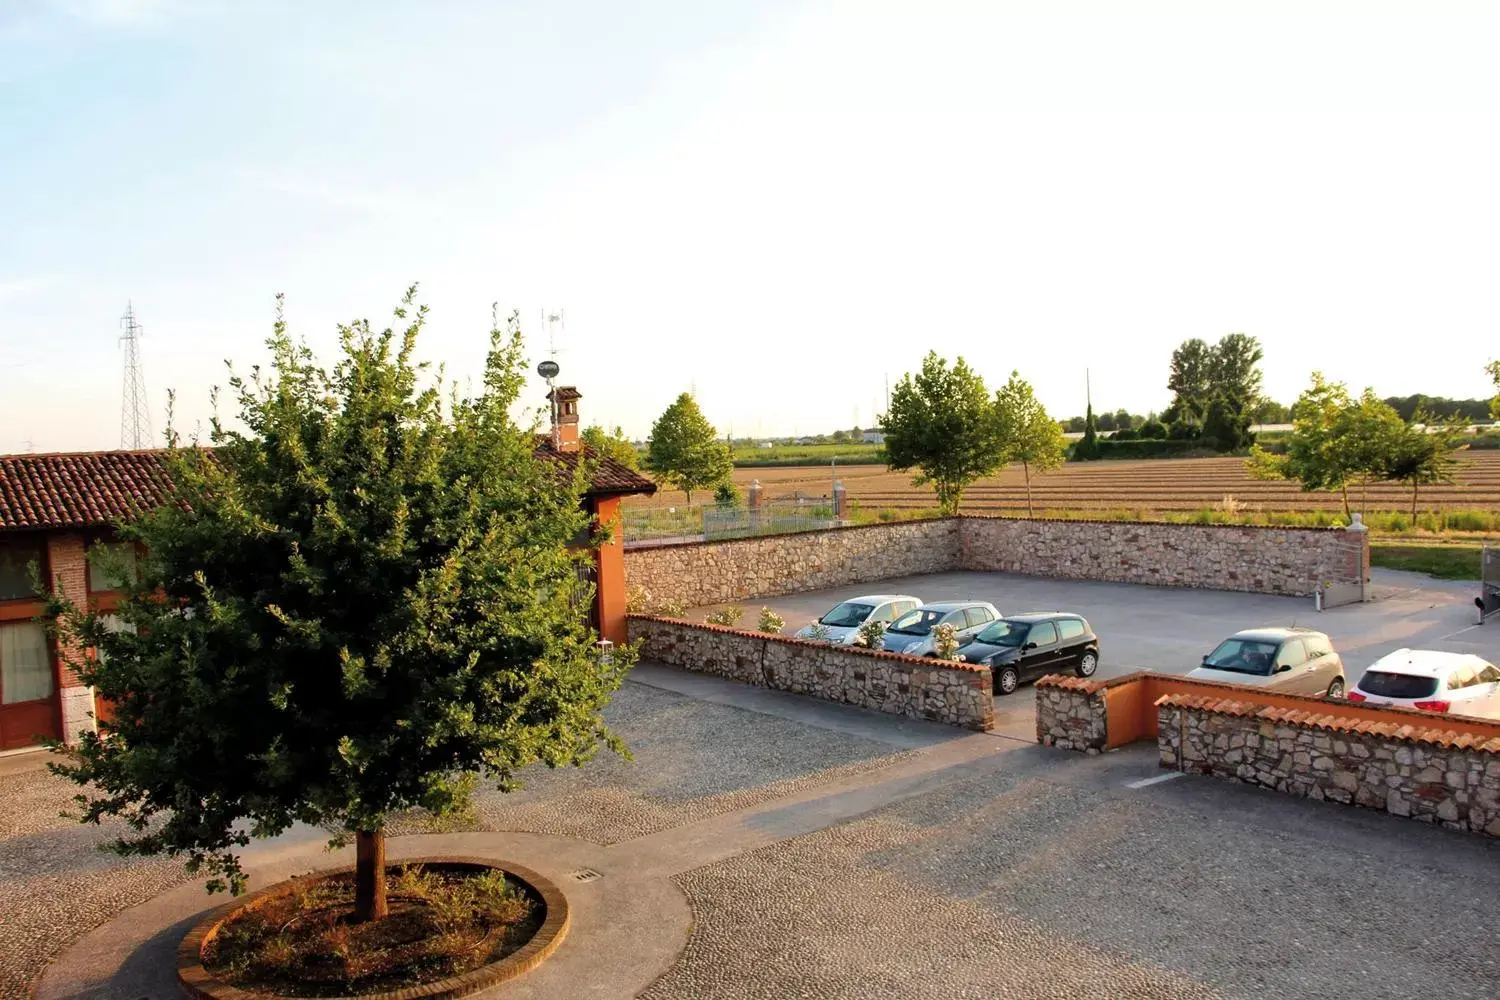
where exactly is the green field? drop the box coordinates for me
[732,442,885,467]
[1369,543,1484,581]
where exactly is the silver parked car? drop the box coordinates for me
[793,594,922,644]
[880,601,1002,657]
[1187,627,1346,698]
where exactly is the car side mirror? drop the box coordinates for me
[1276,663,1293,674]
[1201,655,1210,665]
[1023,642,1037,650]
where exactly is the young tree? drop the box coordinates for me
[581,424,641,471]
[994,371,1066,516]
[645,393,733,504]
[45,292,631,923]
[881,352,1006,514]
[1384,411,1465,519]
[1247,374,1401,519]
[1488,360,1500,419]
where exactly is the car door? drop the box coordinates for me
[959,606,993,642]
[1269,639,1313,693]
[1054,617,1088,671]
[1018,621,1062,680]
[868,602,897,626]
[1300,635,1340,694]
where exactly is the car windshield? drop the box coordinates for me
[976,621,1029,646]
[1358,670,1438,700]
[819,602,873,628]
[1202,638,1280,676]
[888,609,943,635]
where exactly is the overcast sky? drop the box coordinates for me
[3,0,1499,452]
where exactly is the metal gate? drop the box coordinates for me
[1479,546,1500,623]
[574,560,600,635]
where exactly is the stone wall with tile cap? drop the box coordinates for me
[1157,694,1500,837]
[1034,675,1109,753]
[628,615,994,731]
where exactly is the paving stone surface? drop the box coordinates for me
[646,747,1500,1000]
[0,763,189,1000]
[390,680,917,843]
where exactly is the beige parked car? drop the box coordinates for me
[1187,627,1347,698]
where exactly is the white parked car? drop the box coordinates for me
[793,594,922,645]
[879,601,1002,657]
[1348,649,1500,719]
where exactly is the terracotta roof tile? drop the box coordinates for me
[533,440,657,497]
[1,443,656,532]
[0,450,176,530]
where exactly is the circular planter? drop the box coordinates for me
[177,855,569,1000]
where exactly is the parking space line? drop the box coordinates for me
[1438,624,1482,641]
[1126,772,1186,789]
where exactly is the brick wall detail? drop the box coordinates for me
[628,615,994,731]
[1157,695,1500,837]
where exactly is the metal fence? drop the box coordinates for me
[622,495,839,547]
[1480,546,1500,623]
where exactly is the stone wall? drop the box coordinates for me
[1157,694,1500,837]
[623,518,959,609]
[960,517,1363,597]
[623,515,1363,609]
[628,615,994,731]
[1034,676,1108,752]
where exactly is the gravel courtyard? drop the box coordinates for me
[8,666,1500,999]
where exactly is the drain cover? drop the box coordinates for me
[568,868,603,883]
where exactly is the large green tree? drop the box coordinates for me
[1164,333,1264,450]
[1383,411,1465,519]
[994,372,1066,516]
[45,292,631,923]
[645,393,733,504]
[581,424,641,471]
[881,352,1006,514]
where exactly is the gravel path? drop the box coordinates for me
[0,762,190,1000]
[645,748,1500,1000]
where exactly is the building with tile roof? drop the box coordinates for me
[0,387,654,751]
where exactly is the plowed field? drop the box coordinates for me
[629,452,1500,515]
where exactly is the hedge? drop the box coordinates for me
[1069,439,1223,460]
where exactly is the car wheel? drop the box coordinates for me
[1077,651,1099,678]
[1326,677,1345,699]
[995,666,1020,696]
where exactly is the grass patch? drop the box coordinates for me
[203,863,540,997]
[733,443,884,466]
[1369,544,1483,581]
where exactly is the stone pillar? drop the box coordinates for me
[748,479,762,528]
[833,480,847,521]
[44,532,98,744]
[1346,512,1369,601]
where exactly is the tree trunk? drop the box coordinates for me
[1339,483,1351,522]
[1411,481,1419,522]
[354,828,388,923]
[1023,462,1033,517]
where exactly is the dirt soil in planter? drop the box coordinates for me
[202,863,542,997]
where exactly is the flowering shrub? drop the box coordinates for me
[758,607,785,634]
[704,605,745,627]
[656,599,685,619]
[932,622,961,660]
[806,622,832,643]
[853,618,887,649]
[625,586,651,614]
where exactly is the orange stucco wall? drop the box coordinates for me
[594,496,627,645]
[1097,671,1500,749]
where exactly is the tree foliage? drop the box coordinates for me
[645,394,732,504]
[1488,360,1500,420]
[1247,373,1406,519]
[1383,410,1466,518]
[45,291,631,921]
[994,372,1066,516]
[1165,333,1264,450]
[580,424,641,471]
[881,352,1007,514]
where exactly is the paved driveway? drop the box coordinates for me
[11,663,1500,1000]
[704,568,1499,686]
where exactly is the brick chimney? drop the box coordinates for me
[548,386,581,453]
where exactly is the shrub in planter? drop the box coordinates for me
[853,618,887,649]
[758,607,785,633]
[932,622,961,660]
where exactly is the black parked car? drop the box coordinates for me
[960,612,1100,695]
